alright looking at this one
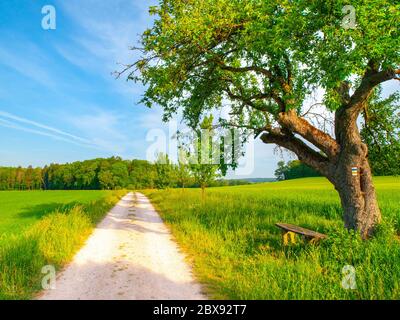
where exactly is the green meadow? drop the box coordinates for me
[144,177,400,300]
[0,190,110,235]
[0,190,125,299]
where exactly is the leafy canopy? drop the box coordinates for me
[131,0,399,130]
[361,89,400,176]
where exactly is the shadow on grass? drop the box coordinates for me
[17,202,81,220]
[0,194,123,300]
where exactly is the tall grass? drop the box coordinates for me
[0,190,126,300]
[0,190,112,235]
[144,177,400,300]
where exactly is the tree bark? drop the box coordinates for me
[201,184,206,201]
[334,156,381,238]
[261,105,382,239]
[332,105,381,238]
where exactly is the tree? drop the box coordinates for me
[98,170,115,190]
[0,157,160,191]
[128,0,400,238]
[275,161,287,181]
[176,157,192,189]
[190,163,219,199]
[25,166,34,190]
[361,90,400,176]
[185,116,221,198]
[129,159,157,189]
[16,166,24,190]
[111,162,129,188]
[154,153,174,189]
[275,160,321,181]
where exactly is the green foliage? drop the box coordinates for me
[0,157,158,191]
[154,153,175,189]
[180,116,221,192]
[0,156,220,191]
[361,90,400,176]
[0,166,42,190]
[132,0,399,128]
[275,161,287,181]
[176,160,192,188]
[189,164,219,192]
[275,160,322,181]
[0,190,125,299]
[144,177,400,299]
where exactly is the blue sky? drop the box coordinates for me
[0,1,163,164]
[0,1,398,178]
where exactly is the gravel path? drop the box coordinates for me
[39,192,206,300]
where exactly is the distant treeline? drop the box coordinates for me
[0,158,153,190]
[0,157,252,191]
[274,160,321,181]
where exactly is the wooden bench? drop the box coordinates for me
[275,223,327,245]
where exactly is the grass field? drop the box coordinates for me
[144,176,400,300]
[0,190,110,235]
[0,190,126,299]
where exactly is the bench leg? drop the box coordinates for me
[308,237,320,245]
[283,231,296,245]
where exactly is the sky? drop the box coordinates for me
[0,1,398,178]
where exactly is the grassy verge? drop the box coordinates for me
[0,190,126,299]
[144,177,400,300]
[0,190,113,235]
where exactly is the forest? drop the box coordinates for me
[0,157,151,190]
[0,156,251,191]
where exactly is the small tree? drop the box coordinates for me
[175,157,192,190]
[274,161,287,181]
[179,116,220,199]
[191,164,219,199]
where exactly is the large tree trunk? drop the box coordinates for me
[262,106,382,239]
[333,106,382,238]
[333,149,381,238]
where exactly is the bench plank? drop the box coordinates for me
[276,223,327,239]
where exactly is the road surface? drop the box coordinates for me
[39,192,206,300]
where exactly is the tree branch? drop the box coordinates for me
[348,67,400,113]
[224,87,274,113]
[213,58,288,112]
[216,60,273,79]
[277,109,340,159]
[260,128,332,177]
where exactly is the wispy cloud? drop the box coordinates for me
[0,110,100,150]
[65,109,136,154]
[0,111,93,144]
[0,45,54,88]
[55,0,156,95]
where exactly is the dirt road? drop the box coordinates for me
[39,192,206,300]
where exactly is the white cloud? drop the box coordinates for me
[0,111,93,145]
[56,0,156,74]
[0,116,99,150]
[54,0,161,100]
[65,109,137,154]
